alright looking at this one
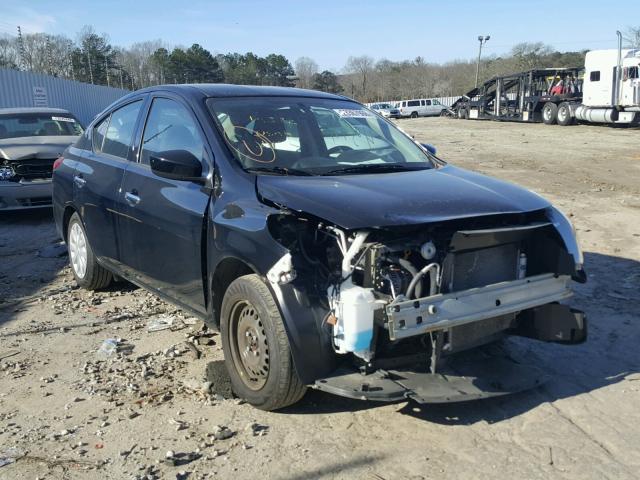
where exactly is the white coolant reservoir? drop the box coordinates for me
[331,283,383,360]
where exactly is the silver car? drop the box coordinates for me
[0,108,82,210]
[370,103,401,119]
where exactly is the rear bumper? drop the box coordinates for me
[0,179,52,210]
[385,273,572,341]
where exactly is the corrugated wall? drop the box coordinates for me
[0,68,129,126]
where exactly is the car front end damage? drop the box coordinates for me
[265,206,586,404]
[0,137,76,210]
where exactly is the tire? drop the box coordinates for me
[542,102,558,125]
[557,102,574,126]
[458,108,469,119]
[220,274,306,411]
[410,111,419,118]
[67,213,112,290]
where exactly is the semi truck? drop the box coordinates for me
[450,32,640,126]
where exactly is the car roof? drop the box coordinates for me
[0,107,73,115]
[134,83,351,101]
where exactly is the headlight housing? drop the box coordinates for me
[546,206,584,268]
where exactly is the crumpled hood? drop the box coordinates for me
[0,136,78,161]
[256,165,551,229]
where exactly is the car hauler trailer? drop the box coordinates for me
[451,32,640,126]
[450,67,583,124]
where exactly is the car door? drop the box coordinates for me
[424,99,433,115]
[73,99,144,266]
[116,95,212,314]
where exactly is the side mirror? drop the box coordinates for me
[150,150,203,182]
[421,143,437,155]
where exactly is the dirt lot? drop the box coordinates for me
[1,118,639,480]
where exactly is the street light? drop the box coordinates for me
[475,35,490,88]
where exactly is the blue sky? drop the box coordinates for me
[1,0,637,70]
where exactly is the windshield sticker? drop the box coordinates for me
[333,109,375,118]
[51,116,76,123]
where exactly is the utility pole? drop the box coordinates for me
[105,57,110,86]
[119,65,124,89]
[16,26,26,70]
[475,35,490,88]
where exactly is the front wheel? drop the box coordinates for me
[410,111,419,118]
[67,213,112,290]
[220,274,306,411]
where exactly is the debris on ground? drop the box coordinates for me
[96,338,134,357]
[147,316,175,332]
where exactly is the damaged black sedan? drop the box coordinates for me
[53,85,586,410]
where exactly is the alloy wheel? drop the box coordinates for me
[68,222,88,279]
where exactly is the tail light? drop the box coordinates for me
[53,156,64,170]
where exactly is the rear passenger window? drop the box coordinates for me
[140,98,204,165]
[590,71,600,82]
[425,100,432,105]
[93,116,109,152]
[101,101,143,159]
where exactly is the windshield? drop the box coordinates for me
[0,113,83,139]
[207,97,434,175]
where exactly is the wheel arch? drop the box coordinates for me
[210,256,257,328]
[61,205,79,242]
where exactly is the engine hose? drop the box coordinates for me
[406,263,440,299]
[398,258,421,298]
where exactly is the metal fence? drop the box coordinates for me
[0,68,129,126]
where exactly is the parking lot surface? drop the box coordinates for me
[1,118,639,480]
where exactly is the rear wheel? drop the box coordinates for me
[67,213,112,290]
[542,102,558,125]
[557,102,574,126]
[221,274,306,411]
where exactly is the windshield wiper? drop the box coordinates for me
[245,166,314,176]
[321,163,429,176]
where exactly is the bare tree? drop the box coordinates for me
[294,56,318,89]
[344,55,375,101]
[623,26,640,48]
[0,35,19,69]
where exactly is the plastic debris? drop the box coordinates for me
[97,338,134,357]
[147,316,174,332]
[0,447,23,468]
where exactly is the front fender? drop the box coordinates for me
[207,198,337,385]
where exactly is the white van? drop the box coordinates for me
[397,98,446,118]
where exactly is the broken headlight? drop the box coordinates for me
[0,166,15,181]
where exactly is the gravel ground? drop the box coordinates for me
[1,118,639,480]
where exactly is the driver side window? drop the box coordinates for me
[141,98,205,165]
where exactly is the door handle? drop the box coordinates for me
[124,191,141,206]
[73,175,86,188]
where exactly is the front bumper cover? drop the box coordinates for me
[0,179,52,210]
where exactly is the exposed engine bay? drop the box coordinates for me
[267,208,586,401]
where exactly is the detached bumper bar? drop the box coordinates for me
[386,273,573,341]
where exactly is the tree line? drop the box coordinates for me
[1,25,639,101]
